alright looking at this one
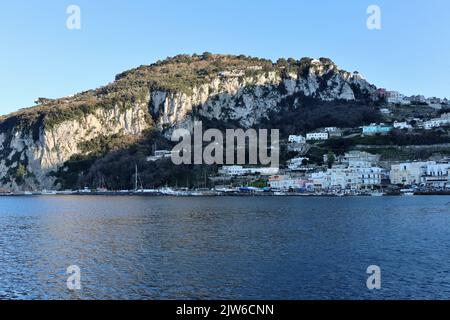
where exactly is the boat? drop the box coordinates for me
[57,190,74,195]
[41,190,57,195]
[370,191,385,197]
[400,188,415,196]
[79,187,92,193]
[159,187,179,196]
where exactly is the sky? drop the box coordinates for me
[0,0,449,115]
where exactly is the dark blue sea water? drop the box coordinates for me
[0,195,449,300]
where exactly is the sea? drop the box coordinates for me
[1,195,449,300]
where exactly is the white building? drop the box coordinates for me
[393,121,413,130]
[359,167,384,186]
[410,95,426,103]
[146,150,173,162]
[362,123,393,135]
[306,132,329,141]
[324,127,343,138]
[390,161,450,188]
[288,135,306,144]
[390,162,435,185]
[268,175,314,190]
[424,116,450,130]
[218,166,246,176]
[310,166,383,190]
[386,91,412,105]
[424,162,450,188]
[254,167,280,176]
[287,157,309,171]
[341,151,380,168]
[311,171,328,190]
[219,166,279,176]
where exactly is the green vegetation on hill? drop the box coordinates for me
[0,53,357,135]
[259,95,383,136]
[113,53,275,95]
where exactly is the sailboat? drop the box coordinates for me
[133,164,146,193]
[97,176,108,193]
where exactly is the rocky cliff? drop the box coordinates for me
[0,53,378,190]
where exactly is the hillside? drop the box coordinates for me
[0,53,380,191]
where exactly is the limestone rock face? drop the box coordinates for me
[149,59,376,131]
[0,103,149,190]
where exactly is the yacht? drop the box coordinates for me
[41,190,57,195]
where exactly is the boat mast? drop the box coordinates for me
[135,164,138,191]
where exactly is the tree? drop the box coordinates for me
[327,151,336,169]
[35,97,53,105]
[15,164,27,184]
[202,52,213,60]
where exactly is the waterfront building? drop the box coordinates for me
[309,165,384,190]
[359,167,384,187]
[310,171,328,190]
[390,161,434,185]
[390,161,450,188]
[219,166,279,176]
[268,175,313,190]
[424,162,450,188]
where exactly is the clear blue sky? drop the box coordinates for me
[0,0,449,115]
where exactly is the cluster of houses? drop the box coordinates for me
[268,151,450,192]
[287,112,450,144]
[363,115,450,133]
[373,89,449,108]
[268,151,387,192]
[217,150,450,192]
[390,161,450,188]
[288,127,342,145]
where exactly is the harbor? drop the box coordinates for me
[2,186,449,197]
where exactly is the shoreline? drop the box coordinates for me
[1,191,450,197]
